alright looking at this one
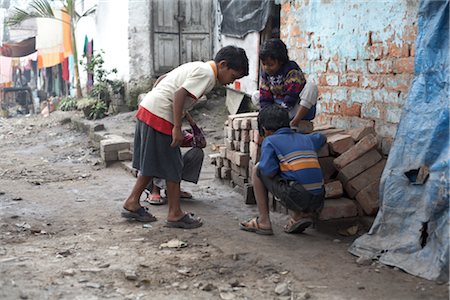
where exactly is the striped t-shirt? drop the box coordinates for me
[258,128,325,194]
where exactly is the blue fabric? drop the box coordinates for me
[302,104,316,121]
[349,0,449,282]
[258,128,326,194]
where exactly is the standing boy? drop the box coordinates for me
[240,105,325,235]
[122,46,249,229]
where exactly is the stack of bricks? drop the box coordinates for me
[210,112,387,222]
[100,135,132,163]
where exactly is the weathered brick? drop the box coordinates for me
[293,120,313,133]
[233,140,240,151]
[347,127,376,142]
[312,59,328,73]
[239,141,249,153]
[384,74,413,93]
[244,183,256,205]
[388,42,409,58]
[315,128,345,138]
[228,112,259,123]
[340,74,360,87]
[248,160,254,180]
[341,102,361,117]
[345,160,386,198]
[117,149,133,161]
[216,157,224,168]
[393,57,415,74]
[325,180,343,199]
[333,88,348,102]
[385,105,403,124]
[233,129,241,141]
[381,137,393,156]
[208,153,220,165]
[101,150,118,162]
[333,133,378,169]
[375,120,397,138]
[219,146,227,158]
[233,152,250,167]
[221,167,231,180]
[223,159,231,168]
[347,59,367,73]
[231,170,248,187]
[100,135,130,153]
[368,60,393,74]
[225,126,233,139]
[239,165,249,177]
[349,89,373,104]
[319,198,358,220]
[337,149,382,183]
[232,118,242,129]
[225,138,234,151]
[325,74,339,86]
[226,149,234,161]
[350,117,375,129]
[360,75,384,89]
[250,118,258,130]
[319,157,337,180]
[249,142,261,162]
[317,144,329,157]
[368,43,385,60]
[241,130,250,142]
[240,119,251,130]
[327,134,354,155]
[355,180,380,215]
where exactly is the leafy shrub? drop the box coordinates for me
[88,100,108,120]
[76,97,97,110]
[58,96,78,111]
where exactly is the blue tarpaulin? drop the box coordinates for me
[349,0,449,282]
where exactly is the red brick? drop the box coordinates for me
[319,157,337,181]
[345,160,386,198]
[337,149,382,183]
[368,43,384,60]
[315,128,346,138]
[327,134,354,155]
[384,74,413,93]
[368,60,393,74]
[341,74,360,87]
[355,180,380,215]
[333,133,378,169]
[410,44,415,57]
[393,57,415,74]
[347,127,376,142]
[341,102,361,117]
[325,180,343,199]
[317,144,329,157]
[360,75,384,89]
[388,42,409,58]
[319,198,358,220]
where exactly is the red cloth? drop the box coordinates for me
[62,57,69,81]
[135,106,173,136]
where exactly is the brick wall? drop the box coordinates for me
[279,0,418,140]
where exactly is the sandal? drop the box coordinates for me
[144,193,167,205]
[121,206,157,222]
[165,213,203,229]
[240,217,274,235]
[283,217,313,234]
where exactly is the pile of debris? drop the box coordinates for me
[210,112,389,221]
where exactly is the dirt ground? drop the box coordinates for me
[0,95,448,300]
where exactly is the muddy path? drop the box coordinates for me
[0,110,447,300]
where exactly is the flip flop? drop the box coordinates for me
[180,191,193,199]
[165,213,203,229]
[239,217,274,235]
[144,194,167,205]
[283,217,313,234]
[121,207,157,222]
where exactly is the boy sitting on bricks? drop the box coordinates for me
[122,45,249,229]
[240,104,325,235]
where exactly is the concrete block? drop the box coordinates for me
[219,146,227,158]
[345,160,386,198]
[226,127,233,139]
[231,170,247,187]
[250,117,258,130]
[233,152,250,167]
[221,167,231,180]
[337,149,382,183]
[101,149,118,162]
[232,118,242,129]
[327,134,354,155]
[325,180,343,199]
[118,149,132,161]
[233,130,241,141]
[225,138,234,151]
[333,133,378,169]
[319,157,338,181]
[100,135,130,153]
[244,183,256,205]
[355,180,380,216]
[348,127,376,142]
[233,141,240,151]
[239,165,249,178]
[319,198,358,220]
[240,119,251,130]
[223,159,231,168]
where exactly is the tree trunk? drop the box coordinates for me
[71,22,82,99]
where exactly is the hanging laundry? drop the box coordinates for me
[0,56,12,84]
[61,10,73,58]
[62,57,69,81]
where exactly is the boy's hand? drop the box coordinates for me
[171,127,183,147]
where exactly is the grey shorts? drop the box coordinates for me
[132,120,182,182]
[256,168,324,213]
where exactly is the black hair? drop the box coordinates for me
[257,104,290,136]
[259,38,289,64]
[214,46,249,76]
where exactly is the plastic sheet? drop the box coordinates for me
[349,0,449,282]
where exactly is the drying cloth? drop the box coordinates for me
[0,56,12,83]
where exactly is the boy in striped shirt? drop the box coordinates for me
[240,105,325,235]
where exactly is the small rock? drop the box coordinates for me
[80,268,102,273]
[177,267,191,275]
[220,292,235,300]
[98,263,110,268]
[160,239,188,249]
[356,256,372,266]
[172,282,180,288]
[231,254,239,261]
[374,268,380,273]
[62,269,76,276]
[12,197,23,201]
[333,239,341,243]
[274,283,291,296]
[201,283,216,291]
[179,283,189,290]
[86,282,102,289]
[0,192,5,195]
[142,224,152,228]
[298,292,311,300]
[78,279,88,283]
[125,270,138,281]
[19,293,28,299]
[358,286,365,290]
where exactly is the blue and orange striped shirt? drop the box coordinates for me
[258,128,325,194]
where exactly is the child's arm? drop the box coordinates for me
[171,88,189,147]
[282,69,306,109]
[259,74,274,108]
[290,105,310,127]
[184,112,206,148]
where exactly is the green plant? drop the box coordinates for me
[88,100,108,120]
[109,79,125,95]
[80,50,117,83]
[90,82,110,103]
[58,96,77,111]
[76,97,96,110]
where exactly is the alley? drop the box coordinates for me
[0,111,446,300]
